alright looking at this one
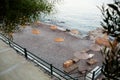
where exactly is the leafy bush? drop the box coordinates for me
[100,0,120,39]
[0,0,58,34]
[101,43,120,80]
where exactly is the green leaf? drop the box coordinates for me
[108,4,118,10]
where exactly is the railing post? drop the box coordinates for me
[24,48,27,59]
[50,64,53,76]
[9,41,11,47]
[92,71,95,80]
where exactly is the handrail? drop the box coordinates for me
[0,33,76,80]
[85,66,102,80]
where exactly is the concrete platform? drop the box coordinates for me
[0,40,51,80]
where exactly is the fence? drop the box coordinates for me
[85,66,102,80]
[0,33,76,80]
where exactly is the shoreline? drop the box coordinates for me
[35,21,104,39]
[13,22,103,80]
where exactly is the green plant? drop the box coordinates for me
[100,0,120,79]
[0,0,59,39]
[101,42,120,80]
[99,0,120,41]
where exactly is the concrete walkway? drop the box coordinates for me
[0,40,51,80]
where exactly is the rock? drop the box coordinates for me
[95,37,110,47]
[81,48,90,53]
[87,59,97,65]
[79,69,87,74]
[88,28,105,41]
[63,60,74,68]
[32,29,40,34]
[54,38,64,42]
[70,29,80,34]
[74,51,92,59]
[57,27,66,32]
[72,57,80,63]
[83,35,90,40]
[50,25,57,30]
[88,54,94,58]
[90,44,101,51]
[66,29,71,32]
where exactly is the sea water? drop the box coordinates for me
[41,0,113,34]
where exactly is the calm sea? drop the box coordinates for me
[41,0,113,34]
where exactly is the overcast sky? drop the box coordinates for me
[56,0,113,13]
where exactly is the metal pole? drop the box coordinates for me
[50,64,53,76]
[92,71,95,80]
[24,48,27,59]
[9,41,11,47]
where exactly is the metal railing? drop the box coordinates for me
[0,33,76,80]
[85,66,102,80]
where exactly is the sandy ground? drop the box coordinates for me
[13,23,103,79]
